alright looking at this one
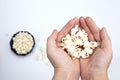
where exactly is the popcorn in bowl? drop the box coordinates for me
[10,31,35,56]
[60,25,97,59]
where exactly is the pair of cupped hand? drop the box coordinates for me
[47,17,112,80]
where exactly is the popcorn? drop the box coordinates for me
[80,50,89,58]
[89,41,98,49]
[75,38,83,46]
[71,25,79,35]
[83,41,90,48]
[60,25,98,59]
[12,31,35,55]
[84,48,93,54]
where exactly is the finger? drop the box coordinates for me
[85,17,100,42]
[100,27,112,50]
[79,16,95,41]
[47,29,58,48]
[57,17,79,42]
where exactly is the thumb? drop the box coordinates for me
[100,27,112,50]
[47,29,58,47]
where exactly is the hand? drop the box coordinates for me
[47,18,80,80]
[47,16,113,80]
[79,17,112,80]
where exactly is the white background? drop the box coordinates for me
[0,0,120,80]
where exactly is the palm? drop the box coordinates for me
[49,46,80,71]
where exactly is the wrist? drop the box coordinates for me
[82,69,108,80]
[52,68,79,80]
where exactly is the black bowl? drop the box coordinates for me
[10,31,35,56]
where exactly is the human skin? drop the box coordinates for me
[47,17,112,80]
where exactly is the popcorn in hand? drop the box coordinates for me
[60,25,98,58]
